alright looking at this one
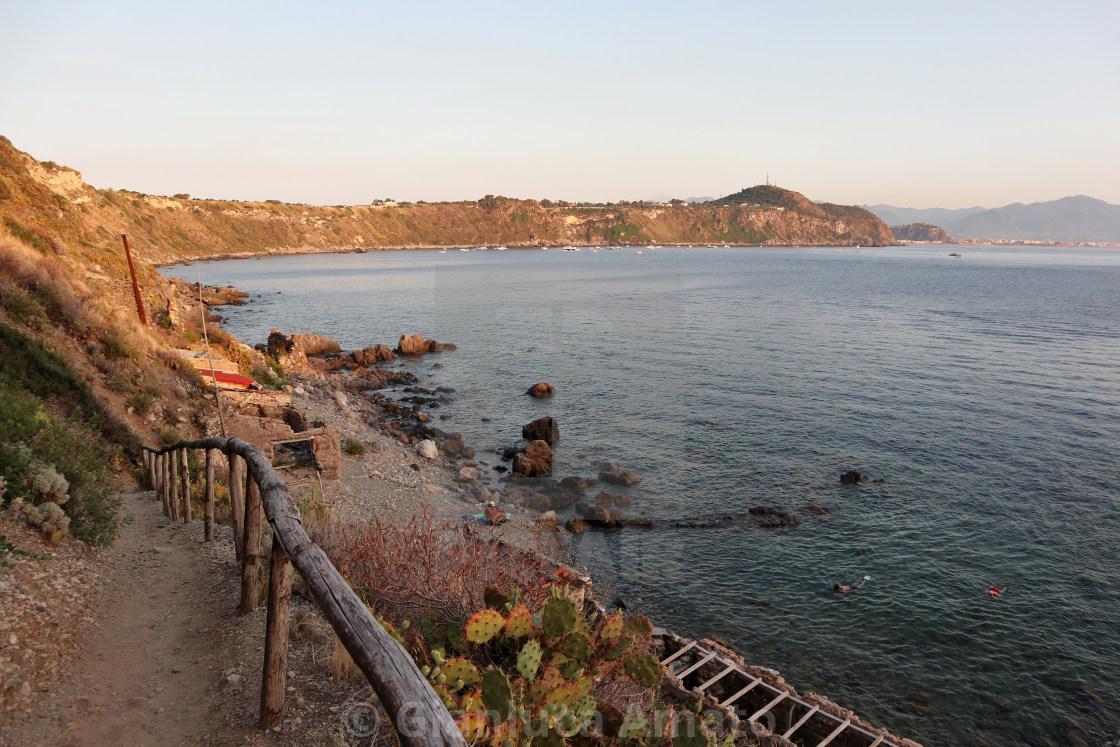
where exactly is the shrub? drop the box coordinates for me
[100,328,137,361]
[343,437,366,458]
[0,382,122,546]
[125,391,155,414]
[0,281,46,327]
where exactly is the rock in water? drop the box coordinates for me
[512,440,553,476]
[396,334,429,356]
[292,333,341,355]
[522,416,559,444]
[526,382,555,398]
[840,471,871,485]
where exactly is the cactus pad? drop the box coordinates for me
[517,639,543,680]
[619,712,650,740]
[542,597,578,638]
[504,604,533,639]
[624,614,653,641]
[441,657,480,690]
[545,681,583,709]
[431,683,456,709]
[540,665,565,689]
[561,631,593,660]
[559,659,583,681]
[464,608,505,644]
[672,713,712,747]
[599,613,624,642]
[456,711,487,742]
[624,652,663,688]
[526,681,551,705]
[480,667,513,721]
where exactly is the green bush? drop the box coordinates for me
[125,391,154,414]
[100,328,137,362]
[343,437,366,458]
[0,383,121,546]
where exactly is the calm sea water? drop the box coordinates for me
[165,246,1120,746]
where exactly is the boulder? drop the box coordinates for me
[426,340,443,353]
[442,433,464,456]
[522,416,559,444]
[594,492,613,506]
[840,471,871,485]
[615,495,633,507]
[538,511,560,527]
[526,382,555,398]
[600,467,641,486]
[457,467,480,484]
[397,334,429,356]
[293,333,341,355]
[416,440,439,459]
[352,345,396,365]
[559,476,591,494]
[575,502,622,527]
[565,516,585,534]
[511,440,553,477]
[749,506,799,527]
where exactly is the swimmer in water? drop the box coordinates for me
[834,575,872,593]
[988,584,1011,597]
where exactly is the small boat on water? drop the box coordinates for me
[495,246,506,251]
[459,247,469,252]
[949,252,963,258]
[438,249,447,254]
[634,250,642,255]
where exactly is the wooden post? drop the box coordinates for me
[169,449,180,521]
[120,234,148,326]
[240,477,263,615]
[180,448,192,523]
[230,453,245,562]
[159,453,168,515]
[260,538,292,728]
[204,448,216,542]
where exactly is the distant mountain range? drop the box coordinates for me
[863,196,1120,243]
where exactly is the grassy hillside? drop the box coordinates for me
[0,137,894,278]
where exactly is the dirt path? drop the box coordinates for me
[1,492,258,747]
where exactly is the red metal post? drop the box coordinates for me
[121,234,148,326]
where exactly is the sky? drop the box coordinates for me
[2,1,1118,209]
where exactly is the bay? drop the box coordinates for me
[165,245,1120,745]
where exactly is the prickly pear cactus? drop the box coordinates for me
[624,652,664,688]
[619,711,650,740]
[600,612,624,642]
[517,639,543,680]
[561,631,593,660]
[456,711,487,742]
[559,658,583,682]
[545,681,583,709]
[542,597,578,638]
[464,608,504,644]
[625,613,653,641]
[504,604,533,639]
[480,667,513,721]
[441,657,480,690]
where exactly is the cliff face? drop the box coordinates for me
[891,223,951,242]
[0,137,895,275]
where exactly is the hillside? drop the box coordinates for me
[890,223,950,243]
[865,196,1120,243]
[0,137,894,272]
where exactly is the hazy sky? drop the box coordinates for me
[2,1,1117,208]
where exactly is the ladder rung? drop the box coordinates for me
[719,676,762,708]
[817,718,851,746]
[675,651,717,679]
[660,640,697,666]
[782,704,819,739]
[697,663,737,692]
[749,690,789,722]
[868,737,884,747]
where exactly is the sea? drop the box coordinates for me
[163,245,1120,746]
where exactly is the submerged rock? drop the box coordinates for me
[526,382,555,398]
[522,416,559,444]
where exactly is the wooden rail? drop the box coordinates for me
[142,439,464,745]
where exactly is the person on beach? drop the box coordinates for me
[988,584,1011,597]
[834,575,871,593]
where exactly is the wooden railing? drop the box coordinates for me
[142,438,465,746]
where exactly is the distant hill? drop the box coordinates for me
[891,223,950,243]
[864,196,1120,243]
[0,137,898,261]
